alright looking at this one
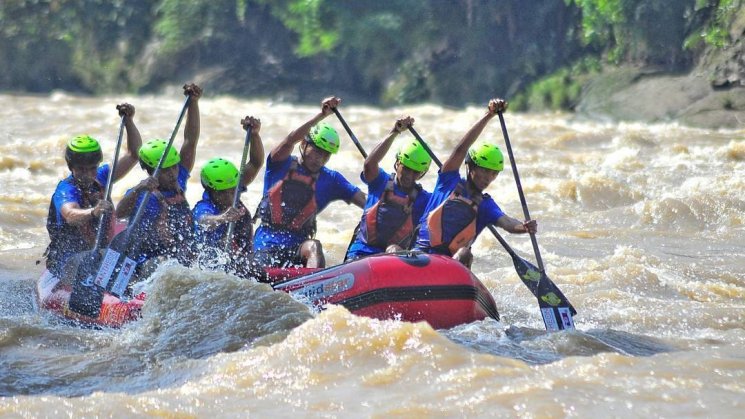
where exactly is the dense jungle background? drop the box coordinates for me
[1,0,743,127]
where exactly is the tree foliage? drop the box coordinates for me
[0,0,740,108]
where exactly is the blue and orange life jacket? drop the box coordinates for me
[426,182,482,255]
[358,177,420,249]
[45,178,108,274]
[260,159,318,238]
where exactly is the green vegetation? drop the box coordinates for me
[0,0,741,111]
[512,58,601,111]
[684,0,740,50]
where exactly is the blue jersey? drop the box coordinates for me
[414,170,505,255]
[51,165,111,226]
[346,169,431,260]
[45,165,111,275]
[193,187,251,251]
[253,154,360,252]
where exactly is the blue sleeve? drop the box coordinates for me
[177,165,190,191]
[262,154,292,194]
[51,178,78,224]
[193,198,219,221]
[362,170,390,210]
[96,164,111,187]
[52,179,78,209]
[315,168,361,211]
[476,194,506,235]
[330,170,361,203]
[193,198,226,245]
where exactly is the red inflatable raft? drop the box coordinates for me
[271,252,500,329]
[36,252,499,329]
[35,269,145,328]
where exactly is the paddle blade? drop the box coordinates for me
[510,253,576,331]
[102,227,141,296]
[64,250,106,316]
[68,225,139,315]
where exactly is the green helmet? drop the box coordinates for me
[467,142,504,171]
[139,139,180,169]
[307,122,340,154]
[65,135,103,167]
[396,139,431,172]
[201,158,239,191]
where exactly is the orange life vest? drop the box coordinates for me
[261,159,318,237]
[360,177,420,249]
[426,183,482,255]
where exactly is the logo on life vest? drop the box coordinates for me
[540,292,562,306]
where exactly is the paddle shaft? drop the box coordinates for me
[332,108,368,158]
[497,111,544,271]
[91,115,126,252]
[332,108,367,259]
[224,126,252,250]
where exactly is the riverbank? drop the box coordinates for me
[576,16,745,130]
[575,66,744,129]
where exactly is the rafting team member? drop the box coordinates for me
[253,96,366,268]
[345,116,433,260]
[414,98,537,268]
[115,83,202,271]
[193,116,264,278]
[45,103,143,277]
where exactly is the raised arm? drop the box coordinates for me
[240,116,265,187]
[180,83,202,173]
[269,96,340,162]
[363,116,414,182]
[441,98,506,173]
[112,103,142,182]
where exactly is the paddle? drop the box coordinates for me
[407,125,576,331]
[495,111,576,327]
[64,115,126,310]
[224,126,252,250]
[68,96,192,316]
[332,107,366,259]
[332,108,368,158]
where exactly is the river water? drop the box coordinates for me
[0,92,743,417]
